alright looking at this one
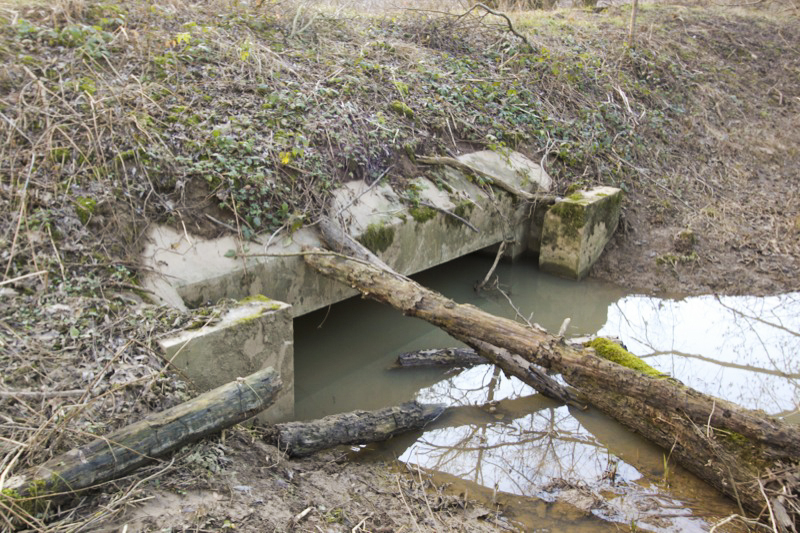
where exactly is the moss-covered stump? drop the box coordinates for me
[539,186,623,280]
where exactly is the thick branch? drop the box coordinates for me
[9,368,281,504]
[303,249,797,459]
[265,401,444,457]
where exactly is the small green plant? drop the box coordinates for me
[75,197,97,225]
[389,100,414,119]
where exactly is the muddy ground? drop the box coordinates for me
[0,0,798,531]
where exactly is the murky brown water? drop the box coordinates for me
[294,254,800,531]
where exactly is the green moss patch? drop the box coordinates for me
[388,100,414,119]
[409,206,437,223]
[358,222,395,254]
[75,196,97,225]
[548,201,587,239]
[240,294,273,304]
[587,338,664,378]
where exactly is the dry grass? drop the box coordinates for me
[0,0,798,528]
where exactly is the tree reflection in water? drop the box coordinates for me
[403,365,726,531]
[600,292,800,415]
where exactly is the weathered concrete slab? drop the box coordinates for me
[159,297,294,423]
[457,150,553,193]
[538,187,623,280]
[142,150,552,315]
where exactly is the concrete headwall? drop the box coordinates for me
[142,150,552,315]
[159,298,294,423]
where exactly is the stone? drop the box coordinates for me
[538,187,623,280]
[159,297,294,423]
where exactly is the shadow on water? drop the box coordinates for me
[294,254,800,531]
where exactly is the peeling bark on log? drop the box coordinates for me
[303,248,800,524]
[8,367,281,505]
[265,401,445,457]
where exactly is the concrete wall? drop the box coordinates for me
[142,150,552,316]
[159,298,294,423]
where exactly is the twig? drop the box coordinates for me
[4,154,35,280]
[706,400,716,438]
[0,270,48,287]
[418,201,479,233]
[395,475,424,533]
[0,389,85,399]
[205,213,238,233]
[230,194,248,276]
[557,317,571,338]
[476,241,507,291]
[457,4,535,54]
[628,0,640,46]
[758,479,779,533]
[293,506,313,523]
[335,165,394,218]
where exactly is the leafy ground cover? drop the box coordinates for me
[0,0,798,530]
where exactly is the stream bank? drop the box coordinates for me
[1,0,798,530]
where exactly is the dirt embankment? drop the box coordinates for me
[0,0,798,530]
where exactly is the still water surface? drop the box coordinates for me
[294,254,800,531]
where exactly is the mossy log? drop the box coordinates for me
[304,249,799,526]
[265,401,445,457]
[6,367,281,511]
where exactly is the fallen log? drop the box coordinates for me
[303,248,800,525]
[4,367,281,513]
[395,344,584,408]
[395,348,487,367]
[264,401,445,457]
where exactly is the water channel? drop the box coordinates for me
[294,254,800,531]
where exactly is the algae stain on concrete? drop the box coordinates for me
[358,222,395,254]
[409,206,437,223]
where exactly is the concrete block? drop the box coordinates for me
[159,297,294,423]
[538,187,623,280]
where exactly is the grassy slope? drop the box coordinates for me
[0,0,798,527]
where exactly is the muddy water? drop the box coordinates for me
[294,255,800,531]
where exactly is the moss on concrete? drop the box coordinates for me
[567,192,584,201]
[587,337,664,378]
[240,294,272,304]
[233,309,268,324]
[358,222,395,254]
[409,206,437,223]
[549,201,587,240]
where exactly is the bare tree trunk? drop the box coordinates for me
[303,248,799,525]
